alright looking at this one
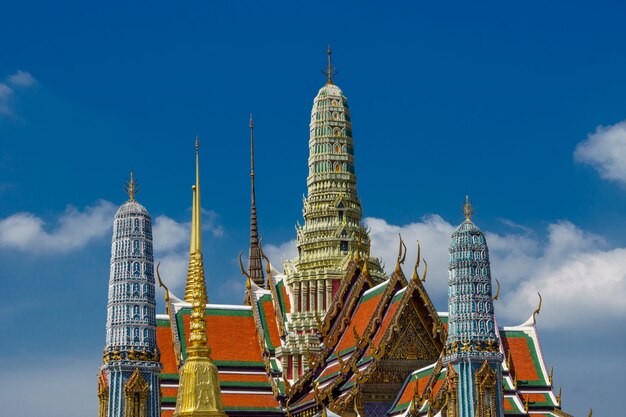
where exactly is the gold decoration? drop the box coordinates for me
[557,387,562,404]
[492,279,500,301]
[533,292,542,323]
[549,366,553,385]
[125,171,139,201]
[475,361,497,417]
[395,233,407,274]
[463,195,475,221]
[97,371,109,417]
[173,138,226,417]
[259,242,272,276]
[124,368,149,417]
[354,230,362,262]
[411,241,421,282]
[524,396,529,413]
[588,408,592,417]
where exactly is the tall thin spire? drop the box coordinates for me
[174,136,226,417]
[185,136,204,302]
[247,114,265,287]
[324,45,337,85]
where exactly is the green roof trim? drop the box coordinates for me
[257,294,277,351]
[157,318,171,327]
[361,281,388,303]
[161,396,177,403]
[214,360,265,368]
[317,369,340,383]
[160,373,180,380]
[275,281,289,322]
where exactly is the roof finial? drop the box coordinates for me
[463,194,475,221]
[323,45,337,85]
[247,114,265,287]
[195,134,199,154]
[124,171,139,201]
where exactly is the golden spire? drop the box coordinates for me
[174,137,226,417]
[324,46,337,85]
[124,171,139,201]
[463,195,475,221]
[185,137,203,302]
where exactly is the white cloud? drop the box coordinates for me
[0,70,37,116]
[0,200,116,253]
[152,215,189,252]
[151,211,224,292]
[574,119,626,183]
[8,70,36,87]
[264,239,297,269]
[264,215,626,331]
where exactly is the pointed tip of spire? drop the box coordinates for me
[249,113,254,129]
[323,45,337,85]
[463,194,475,221]
[195,135,200,153]
[124,171,139,201]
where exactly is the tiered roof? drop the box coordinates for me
[157,301,283,416]
[388,316,564,417]
[156,243,570,417]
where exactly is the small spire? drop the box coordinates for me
[248,114,265,287]
[185,136,204,302]
[323,45,337,85]
[463,195,475,221]
[124,171,139,201]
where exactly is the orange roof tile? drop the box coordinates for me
[221,393,281,408]
[506,336,540,382]
[372,293,403,347]
[177,308,264,364]
[219,373,268,383]
[161,386,178,398]
[334,293,381,353]
[156,322,178,375]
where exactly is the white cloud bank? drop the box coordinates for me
[574,118,626,183]
[0,70,37,116]
[0,200,117,253]
[152,210,224,292]
[265,215,626,331]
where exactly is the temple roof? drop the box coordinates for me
[388,316,565,417]
[157,300,283,415]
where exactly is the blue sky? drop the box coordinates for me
[1,1,625,415]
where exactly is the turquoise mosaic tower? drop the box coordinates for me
[444,197,504,417]
[99,173,161,417]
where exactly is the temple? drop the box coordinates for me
[99,50,574,417]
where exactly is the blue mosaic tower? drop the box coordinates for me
[99,173,161,417]
[443,197,504,417]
